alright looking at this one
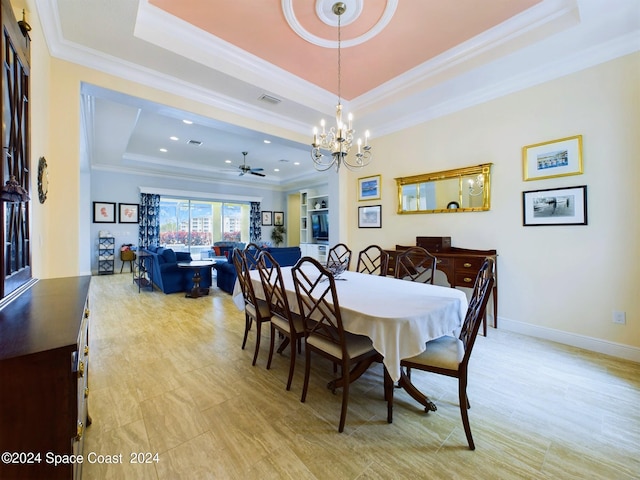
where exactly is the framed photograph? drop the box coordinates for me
[273,211,284,226]
[522,185,587,226]
[358,174,381,201]
[358,205,382,228]
[118,203,139,223]
[523,135,583,181]
[93,201,116,223]
[261,211,272,226]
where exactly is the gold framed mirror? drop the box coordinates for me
[395,163,492,214]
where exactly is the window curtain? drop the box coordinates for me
[250,202,261,243]
[139,193,160,247]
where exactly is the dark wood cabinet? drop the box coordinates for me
[387,244,498,333]
[0,276,91,479]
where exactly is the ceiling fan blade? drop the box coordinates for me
[251,167,264,172]
[250,171,266,177]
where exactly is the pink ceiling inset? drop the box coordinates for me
[150,0,541,99]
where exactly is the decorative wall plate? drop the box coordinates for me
[37,156,48,203]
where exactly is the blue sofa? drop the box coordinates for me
[214,246,302,294]
[142,246,213,294]
[203,241,246,260]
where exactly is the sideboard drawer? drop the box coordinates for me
[454,256,485,273]
[435,257,454,270]
[455,272,477,286]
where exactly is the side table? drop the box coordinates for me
[134,252,154,292]
[178,260,215,298]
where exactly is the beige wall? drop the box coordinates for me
[344,53,640,355]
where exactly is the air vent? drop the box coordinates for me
[258,94,281,105]
[187,139,202,146]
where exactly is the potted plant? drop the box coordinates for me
[270,225,286,246]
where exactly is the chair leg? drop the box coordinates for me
[338,361,350,433]
[301,348,311,403]
[266,324,276,370]
[286,336,296,391]
[252,319,262,366]
[458,376,475,450]
[242,314,252,350]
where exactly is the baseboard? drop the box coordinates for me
[498,316,640,363]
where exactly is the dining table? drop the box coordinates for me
[233,266,468,387]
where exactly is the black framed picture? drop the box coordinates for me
[261,211,272,226]
[358,205,382,228]
[273,211,284,226]
[119,203,139,223]
[522,185,587,226]
[93,201,116,223]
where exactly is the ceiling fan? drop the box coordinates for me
[238,151,265,177]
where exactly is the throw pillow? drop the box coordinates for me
[162,248,177,264]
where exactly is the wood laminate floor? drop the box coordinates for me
[82,273,640,479]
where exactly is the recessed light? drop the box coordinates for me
[169,136,179,141]
[159,148,168,152]
[263,140,271,144]
[225,160,232,164]
[182,119,193,125]
[274,168,280,172]
[294,161,300,165]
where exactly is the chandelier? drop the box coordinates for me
[311,2,372,172]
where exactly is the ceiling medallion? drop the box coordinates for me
[281,0,398,48]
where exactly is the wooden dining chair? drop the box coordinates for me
[395,246,437,284]
[356,244,389,276]
[243,242,263,270]
[232,248,271,366]
[395,258,495,450]
[256,250,305,391]
[326,243,352,272]
[292,256,380,433]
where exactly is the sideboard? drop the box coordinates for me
[0,276,91,480]
[386,239,497,334]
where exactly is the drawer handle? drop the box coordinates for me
[84,345,89,356]
[85,387,90,398]
[84,309,90,318]
[78,361,85,378]
[463,277,473,283]
[436,259,442,264]
[463,262,472,268]
[76,421,84,441]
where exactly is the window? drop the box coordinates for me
[159,198,249,258]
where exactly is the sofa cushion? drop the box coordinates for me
[162,248,177,264]
[175,251,191,262]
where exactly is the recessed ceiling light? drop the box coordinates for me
[294,161,300,165]
[225,160,232,164]
[263,140,271,144]
[274,168,280,172]
[159,148,168,152]
[169,136,179,141]
[182,119,193,125]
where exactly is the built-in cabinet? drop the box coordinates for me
[299,188,329,263]
[0,276,91,479]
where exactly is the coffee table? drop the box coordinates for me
[177,260,215,298]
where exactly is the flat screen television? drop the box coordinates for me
[310,212,329,241]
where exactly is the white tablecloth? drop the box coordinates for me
[233,267,468,382]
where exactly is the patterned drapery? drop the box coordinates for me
[139,193,160,247]
[250,202,261,243]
